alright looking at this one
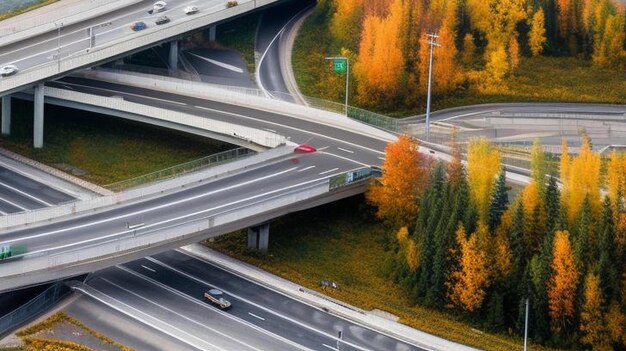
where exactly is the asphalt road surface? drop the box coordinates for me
[0,162,74,215]
[0,0,256,84]
[77,249,425,351]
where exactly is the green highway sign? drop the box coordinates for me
[333,58,347,74]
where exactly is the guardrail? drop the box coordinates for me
[0,282,69,336]
[0,145,294,230]
[104,148,254,192]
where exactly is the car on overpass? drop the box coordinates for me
[155,16,170,25]
[203,289,231,310]
[0,64,18,77]
[150,1,167,13]
[184,5,199,14]
[130,22,147,32]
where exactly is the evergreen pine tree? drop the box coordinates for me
[544,175,561,234]
[488,171,509,231]
[597,197,617,301]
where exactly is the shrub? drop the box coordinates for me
[226,1,238,8]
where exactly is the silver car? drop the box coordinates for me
[0,64,18,77]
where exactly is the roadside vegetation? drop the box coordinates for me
[215,11,260,74]
[0,0,58,22]
[211,134,626,350]
[16,312,132,351]
[0,101,232,185]
[293,0,626,117]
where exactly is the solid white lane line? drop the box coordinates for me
[100,277,259,351]
[297,166,315,173]
[147,257,373,351]
[74,283,226,351]
[187,52,244,73]
[141,265,156,273]
[319,168,339,175]
[0,181,52,206]
[115,266,314,351]
[0,196,27,211]
[8,166,298,245]
[377,156,385,161]
[337,147,354,154]
[317,146,329,151]
[322,344,336,351]
[248,312,265,321]
[263,128,277,133]
[0,209,8,215]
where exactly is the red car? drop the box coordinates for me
[294,144,316,153]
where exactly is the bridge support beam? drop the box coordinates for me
[169,40,179,71]
[33,84,44,148]
[1,95,10,135]
[247,223,269,252]
[209,25,216,42]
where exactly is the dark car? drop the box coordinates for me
[155,16,170,25]
[130,21,147,31]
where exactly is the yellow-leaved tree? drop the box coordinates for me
[548,230,580,334]
[396,226,420,272]
[367,135,428,227]
[448,223,492,312]
[467,138,501,220]
[580,272,610,350]
[529,8,547,56]
[561,135,601,223]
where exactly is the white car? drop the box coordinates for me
[184,5,198,14]
[152,1,167,12]
[0,64,18,77]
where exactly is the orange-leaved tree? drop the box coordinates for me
[548,230,580,334]
[448,223,491,312]
[367,135,428,228]
[529,8,547,56]
[580,272,610,349]
[467,138,501,221]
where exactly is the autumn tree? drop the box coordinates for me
[449,223,491,312]
[509,34,521,71]
[548,230,580,334]
[592,11,626,69]
[529,8,548,56]
[330,0,364,48]
[467,138,501,220]
[531,138,548,194]
[580,272,610,350]
[396,227,419,272]
[354,0,405,107]
[367,135,428,227]
[561,134,602,224]
[462,33,478,67]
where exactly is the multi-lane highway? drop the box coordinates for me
[74,249,428,351]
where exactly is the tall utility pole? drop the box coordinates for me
[425,33,440,140]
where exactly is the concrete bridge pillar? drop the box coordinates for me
[33,84,44,148]
[169,40,179,71]
[1,95,11,135]
[247,223,269,252]
[209,25,216,42]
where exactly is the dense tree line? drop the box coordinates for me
[368,135,626,348]
[320,0,626,109]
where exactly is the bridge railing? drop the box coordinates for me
[0,282,69,336]
[104,148,254,192]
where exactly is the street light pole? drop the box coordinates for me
[325,56,349,116]
[524,298,529,351]
[56,22,63,71]
[425,33,440,141]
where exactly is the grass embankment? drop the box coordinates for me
[16,312,132,351]
[0,0,58,22]
[207,195,564,351]
[293,8,626,117]
[0,101,232,185]
[216,11,260,74]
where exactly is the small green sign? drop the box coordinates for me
[333,58,347,74]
